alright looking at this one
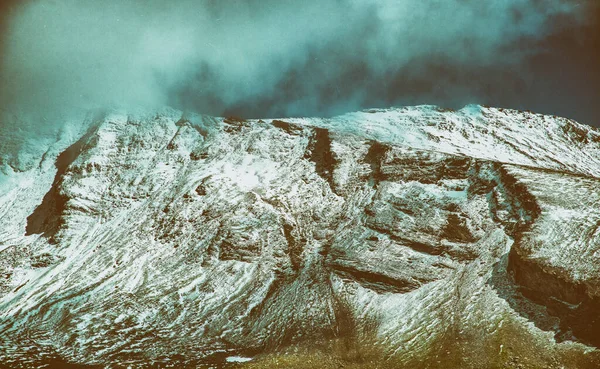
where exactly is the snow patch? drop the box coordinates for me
[225,356,253,363]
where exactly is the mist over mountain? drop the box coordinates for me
[2,2,600,367]
[0,0,598,127]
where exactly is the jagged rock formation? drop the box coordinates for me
[1,105,600,368]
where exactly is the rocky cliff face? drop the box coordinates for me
[1,105,600,368]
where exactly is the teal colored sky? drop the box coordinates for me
[0,0,599,126]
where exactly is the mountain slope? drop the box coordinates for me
[1,105,600,368]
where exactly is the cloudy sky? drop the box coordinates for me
[0,0,599,126]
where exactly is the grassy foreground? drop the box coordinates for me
[229,318,600,369]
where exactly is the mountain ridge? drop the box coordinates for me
[1,105,600,368]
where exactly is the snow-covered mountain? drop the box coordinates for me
[1,105,600,368]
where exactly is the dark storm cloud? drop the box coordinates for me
[0,0,598,126]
